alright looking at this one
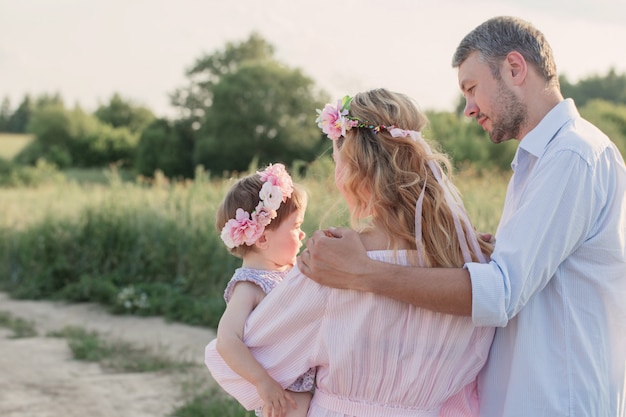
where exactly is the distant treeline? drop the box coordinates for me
[1,33,625,178]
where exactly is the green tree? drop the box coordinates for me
[560,68,626,107]
[33,93,64,110]
[170,32,275,126]
[18,102,76,167]
[195,61,327,173]
[0,97,10,131]
[75,124,138,167]
[6,95,35,133]
[17,98,139,168]
[162,32,329,176]
[426,111,518,171]
[579,99,626,157]
[94,93,155,133]
[135,118,195,178]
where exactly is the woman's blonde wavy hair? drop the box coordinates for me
[335,88,492,267]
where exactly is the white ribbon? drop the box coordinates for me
[397,130,487,265]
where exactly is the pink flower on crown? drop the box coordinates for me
[220,208,265,249]
[251,203,275,227]
[315,96,357,140]
[257,163,294,202]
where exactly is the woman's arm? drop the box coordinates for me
[297,228,473,316]
[216,282,297,416]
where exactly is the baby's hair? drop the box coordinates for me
[336,88,492,267]
[215,171,306,258]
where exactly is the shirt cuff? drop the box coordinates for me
[466,262,509,327]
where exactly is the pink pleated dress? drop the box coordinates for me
[206,251,494,417]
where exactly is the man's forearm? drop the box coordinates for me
[355,261,473,316]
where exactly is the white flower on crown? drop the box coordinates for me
[259,182,284,211]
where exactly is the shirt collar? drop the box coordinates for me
[519,98,579,157]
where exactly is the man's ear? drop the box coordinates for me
[504,51,527,86]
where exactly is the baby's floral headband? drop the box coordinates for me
[315,95,421,141]
[220,163,294,249]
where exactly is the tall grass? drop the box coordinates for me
[454,167,510,234]
[0,159,508,329]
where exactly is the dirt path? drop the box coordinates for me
[0,292,217,417]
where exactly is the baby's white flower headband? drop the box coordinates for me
[220,163,294,249]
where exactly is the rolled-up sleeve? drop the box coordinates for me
[466,261,509,327]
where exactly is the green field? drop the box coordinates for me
[0,161,508,328]
[0,133,34,159]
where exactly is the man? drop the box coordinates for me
[298,16,626,417]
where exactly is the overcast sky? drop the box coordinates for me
[2,0,626,118]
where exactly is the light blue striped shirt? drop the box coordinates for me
[466,99,626,417]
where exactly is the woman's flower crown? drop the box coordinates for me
[315,95,421,141]
[220,163,294,249]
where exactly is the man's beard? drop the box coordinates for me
[489,81,527,143]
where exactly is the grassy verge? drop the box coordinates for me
[0,310,251,415]
[47,325,192,373]
[171,387,255,417]
[0,310,37,338]
[46,324,252,416]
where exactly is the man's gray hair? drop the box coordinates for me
[452,16,558,86]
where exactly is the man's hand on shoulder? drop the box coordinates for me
[297,227,370,289]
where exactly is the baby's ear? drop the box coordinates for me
[254,233,270,249]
